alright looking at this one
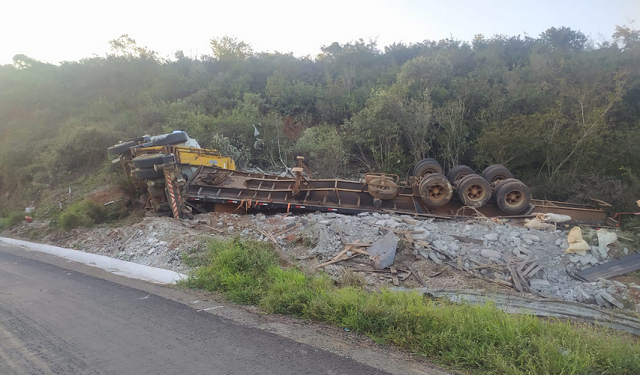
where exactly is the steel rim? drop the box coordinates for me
[465,184,485,201]
[505,189,523,206]
[428,184,446,202]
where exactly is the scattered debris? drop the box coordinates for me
[400,288,640,335]
[4,208,638,314]
[565,226,590,255]
[596,229,617,258]
[576,253,640,282]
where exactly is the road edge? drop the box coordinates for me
[0,236,186,284]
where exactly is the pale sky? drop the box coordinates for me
[1,0,638,64]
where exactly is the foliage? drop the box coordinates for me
[58,199,106,231]
[0,211,25,231]
[182,238,279,304]
[293,125,346,177]
[1,26,640,212]
[183,238,640,375]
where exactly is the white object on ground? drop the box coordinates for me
[0,237,186,284]
[565,226,590,255]
[596,229,617,257]
[541,213,571,223]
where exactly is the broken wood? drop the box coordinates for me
[507,264,523,292]
[524,265,543,278]
[257,229,278,246]
[404,263,427,287]
[201,224,225,233]
[344,242,373,247]
[350,247,370,256]
[390,266,399,286]
[273,222,301,237]
[315,246,352,268]
[451,235,484,245]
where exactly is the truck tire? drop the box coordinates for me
[132,154,174,169]
[133,168,164,179]
[446,165,475,185]
[419,173,453,207]
[482,164,514,184]
[367,177,399,200]
[494,179,531,215]
[154,132,188,146]
[413,158,443,178]
[107,141,136,155]
[456,174,492,208]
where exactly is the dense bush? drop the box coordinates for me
[58,199,106,230]
[0,211,25,230]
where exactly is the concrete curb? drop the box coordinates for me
[0,237,186,284]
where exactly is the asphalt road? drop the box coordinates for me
[0,245,396,375]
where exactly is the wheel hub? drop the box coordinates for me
[466,184,484,200]
[428,184,445,200]
[505,190,522,205]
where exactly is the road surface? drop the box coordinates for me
[0,244,448,375]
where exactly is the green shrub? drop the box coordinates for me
[59,199,106,231]
[184,238,640,375]
[183,238,279,304]
[260,267,312,315]
[0,211,25,230]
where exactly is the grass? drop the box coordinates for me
[0,211,25,231]
[182,238,640,375]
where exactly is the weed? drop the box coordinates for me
[184,238,640,375]
[59,199,106,231]
[338,269,366,288]
[0,211,25,231]
[182,238,279,304]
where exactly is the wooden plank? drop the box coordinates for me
[451,235,484,245]
[315,246,352,268]
[344,242,372,247]
[390,267,399,286]
[525,265,543,278]
[507,264,523,292]
[404,263,427,287]
[517,254,533,272]
[521,262,538,276]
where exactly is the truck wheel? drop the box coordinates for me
[132,154,174,169]
[482,164,513,184]
[154,132,188,146]
[413,158,443,178]
[107,141,136,155]
[367,177,399,200]
[457,174,491,208]
[133,168,164,179]
[494,179,531,215]
[446,165,475,185]
[419,173,453,207]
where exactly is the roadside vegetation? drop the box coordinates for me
[2,26,640,215]
[183,238,640,375]
[0,211,25,231]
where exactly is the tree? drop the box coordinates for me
[210,36,253,61]
[108,34,158,59]
[540,27,588,51]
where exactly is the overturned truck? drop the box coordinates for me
[108,136,615,226]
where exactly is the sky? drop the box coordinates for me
[1,0,638,64]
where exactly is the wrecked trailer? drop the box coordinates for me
[181,162,614,226]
